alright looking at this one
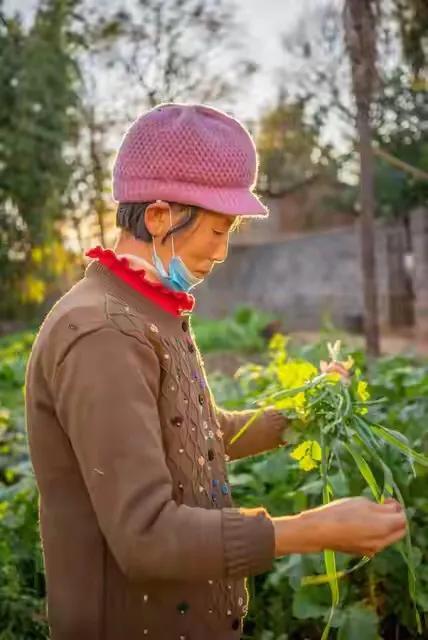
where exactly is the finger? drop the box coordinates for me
[386,511,407,530]
[370,523,407,553]
[367,513,407,540]
[326,363,350,378]
[371,500,403,513]
[379,514,408,539]
[383,498,402,512]
[377,524,407,551]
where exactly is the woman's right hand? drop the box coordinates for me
[273,496,407,558]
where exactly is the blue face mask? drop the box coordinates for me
[151,210,204,293]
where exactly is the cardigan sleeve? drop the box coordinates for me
[52,326,275,584]
[214,405,288,461]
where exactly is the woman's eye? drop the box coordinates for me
[213,229,225,236]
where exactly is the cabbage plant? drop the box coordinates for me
[230,335,428,639]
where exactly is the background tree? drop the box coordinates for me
[0,0,81,320]
[343,0,381,357]
[276,0,426,354]
[373,70,428,219]
[114,0,257,109]
[278,0,427,196]
[1,0,257,319]
[393,0,428,77]
[62,0,257,253]
[256,95,338,195]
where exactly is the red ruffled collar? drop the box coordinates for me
[85,245,195,317]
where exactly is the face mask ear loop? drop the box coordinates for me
[151,235,158,262]
[152,205,173,263]
[169,207,176,258]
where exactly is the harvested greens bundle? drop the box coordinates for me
[230,335,428,639]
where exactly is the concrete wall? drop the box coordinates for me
[195,223,390,332]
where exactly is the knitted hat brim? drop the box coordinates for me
[112,177,269,218]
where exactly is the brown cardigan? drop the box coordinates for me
[24,258,287,640]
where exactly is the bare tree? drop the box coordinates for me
[63,0,257,248]
[63,52,117,251]
[125,0,256,107]
[343,0,381,356]
[94,0,257,112]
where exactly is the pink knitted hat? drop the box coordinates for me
[112,103,269,218]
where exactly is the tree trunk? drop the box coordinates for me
[410,207,428,347]
[85,104,107,248]
[356,105,381,355]
[89,128,107,248]
[344,0,381,357]
[385,218,414,328]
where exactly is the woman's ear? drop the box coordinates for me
[144,200,171,237]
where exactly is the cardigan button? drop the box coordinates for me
[177,601,189,614]
[171,416,183,427]
[181,320,188,332]
[232,618,240,630]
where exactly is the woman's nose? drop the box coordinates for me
[212,237,229,263]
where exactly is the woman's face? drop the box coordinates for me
[146,201,238,278]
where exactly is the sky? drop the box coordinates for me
[4,0,348,156]
[4,0,313,118]
[234,0,304,117]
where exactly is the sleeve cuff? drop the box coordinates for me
[221,506,275,578]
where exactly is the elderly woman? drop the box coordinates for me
[25,104,406,640]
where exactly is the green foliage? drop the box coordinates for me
[2,326,428,638]
[0,488,47,640]
[212,336,428,639]
[256,98,338,195]
[191,306,276,353]
[392,0,428,76]
[373,71,428,218]
[0,0,81,320]
[0,331,46,638]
